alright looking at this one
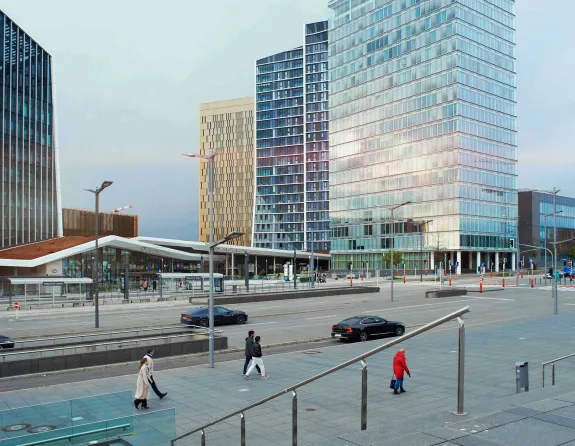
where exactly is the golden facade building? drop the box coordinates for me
[199,98,254,246]
[63,208,138,238]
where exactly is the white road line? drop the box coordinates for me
[306,315,337,320]
[467,296,514,302]
[362,299,470,313]
[244,322,277,326]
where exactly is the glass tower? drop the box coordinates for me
[0,10,61,248]
[328,0,517,272]
[253,21,330,252]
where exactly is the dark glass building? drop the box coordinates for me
[253,21,329,252]
[0,10,61,249]
[518,190,575,269]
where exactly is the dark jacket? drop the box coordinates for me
[253,341,262,358]
[245,336,255,357]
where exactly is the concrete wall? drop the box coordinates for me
[0,337,228,378]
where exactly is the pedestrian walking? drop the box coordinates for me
[144,348,167,399]
[392,348,411,395]
[134,357,151,409]
[152,278,157,292]
[245,336,267,379]
[242,330,261,376]
[143,279,148,292]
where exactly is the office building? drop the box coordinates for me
[518,190,575,268]
[253,21,329,252]
[1,10,62,248]
[328,0,517,272]
[198,97,254,247]
[62,208,139,238]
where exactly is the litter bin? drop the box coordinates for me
[515,361,529,393]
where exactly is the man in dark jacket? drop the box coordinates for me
[243,330,261,376]
[245,336,267,379]
[392,348,411,394]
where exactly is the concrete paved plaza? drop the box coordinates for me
[1,287,575,445]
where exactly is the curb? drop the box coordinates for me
[0,337,333,383]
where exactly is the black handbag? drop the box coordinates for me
[389,374,396,389]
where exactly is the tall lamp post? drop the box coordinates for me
[543,210,563,285]
[377,201,411,302]
[84,181,113,329]
[414,220,433,282]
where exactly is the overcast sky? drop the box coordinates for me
[1,1,573,239]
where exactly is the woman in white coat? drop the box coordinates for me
[134,357,150,409]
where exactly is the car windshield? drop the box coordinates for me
[338,317,361,325]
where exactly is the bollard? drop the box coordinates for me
[479,281,483,293]
[531,278,534,288]
[502,277,505,288]
[449,277,452,286]
[292,391,298,446]
[361,360,367,431]
[453,317,467,415]
[403,275,406,283]
[350,277,353,287]
[521,270,524,278]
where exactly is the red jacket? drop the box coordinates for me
[393,351,410,379]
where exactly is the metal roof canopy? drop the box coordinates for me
[5,277,93,285]
[135,237,331,260]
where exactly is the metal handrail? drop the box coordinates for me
[542,352,575,387]
[171,306,471,445]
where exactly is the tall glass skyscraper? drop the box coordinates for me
[1,10,62,248]
[328,0,517,273]
[253,21,330,252]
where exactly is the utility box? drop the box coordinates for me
[515,361,529,393]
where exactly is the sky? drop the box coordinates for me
[1,0,573,239]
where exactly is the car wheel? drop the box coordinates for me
[236,315,246,324]
[395,326,405,336]
[359,331,369,342]
[199,319,209,328]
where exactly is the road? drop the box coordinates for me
[2,277,572,350]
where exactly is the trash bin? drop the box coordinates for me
[515,361,529,393]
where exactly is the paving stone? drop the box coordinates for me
[533,412,575,429]
[524,398,573,412]
[474,418,575,446]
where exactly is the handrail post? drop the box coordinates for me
[361,359,368,430]
[542,365,545,388]
[201,429,206,446]
[454,317,467,416]
[241,412,246,446]
[292,390,297,446]
[552,363,555,386]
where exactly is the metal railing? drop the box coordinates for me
[171,306,471,445]
[542,352,575,387]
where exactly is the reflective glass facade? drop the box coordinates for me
[0,11,61,248]
[253,21,330,252]
[328,0,517,270]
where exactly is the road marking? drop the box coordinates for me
[467,296,514,302]
[306,315,337,320]
[363,300,470,313]
[244,322,277,326]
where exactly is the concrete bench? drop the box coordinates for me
[425,288,467,298]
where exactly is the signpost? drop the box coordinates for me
[14,301,19,321]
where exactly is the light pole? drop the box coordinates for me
[84,181,113,329]
[544,210,563,284]
[206,232,243,367]
[414,220,433,282]
[377,201,411,302]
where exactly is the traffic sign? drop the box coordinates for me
[13,301,19,310]
[414,264,417,268]
[529,258,534,263]
[481,262,485,268]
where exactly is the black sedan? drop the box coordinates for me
[181,306,248,327]
[331,316,405,342]
[0,335,14,349]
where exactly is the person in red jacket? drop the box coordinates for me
[392,348,411,394]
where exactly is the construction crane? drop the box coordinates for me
[112,205,133,214]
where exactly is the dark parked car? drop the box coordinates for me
[181,306,248,327]
[331,316,405,342]
[0,335,14,349]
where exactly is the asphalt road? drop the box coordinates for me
[1,276,571,350]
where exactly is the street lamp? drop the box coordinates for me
[206,231,243,367]
[84,181,113,328]
[414,220,433,282]
[377,201,412,302]
[543,210,563,285]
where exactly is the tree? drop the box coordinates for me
[382,251,403,267]
[430,233,445,263]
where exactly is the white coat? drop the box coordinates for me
[135,363,150,400]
